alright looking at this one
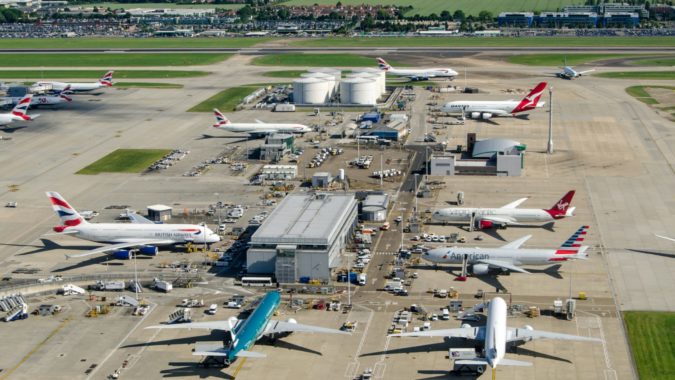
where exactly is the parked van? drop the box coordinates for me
[441,308,450,320]
[207,304,218,315]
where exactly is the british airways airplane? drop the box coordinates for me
[147,291,349,366]
[213,108,312,137]
[376,57,458,80]
[36,70,113,93]
[46,191,220,259]
[0,95,40,126]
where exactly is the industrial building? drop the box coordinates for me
[247,193,358,283]
[292,67,386,106]
[147,204,172,222]
[429,135,525,177]
[361,194,390,221]
[311,172,333,188]
[260,133,294,161]
[260,165,297,181]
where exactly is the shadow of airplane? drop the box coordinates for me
[626,249,675,259]
[51,256,125,273]
[416,369,478,380]
[122,333,223,349]
[197,134,250,142]
[15,238,95,256]
[508,346,572,364]
[160,362,234,379]
[0,125,27,133]
[257,337,323,357]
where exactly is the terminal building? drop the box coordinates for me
[497,12,535,27]
[247,193,358,283]
[538,12,599,28]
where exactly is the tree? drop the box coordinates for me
[237,5,254,20]
[336,1,342,8]
[440,10,451,21]
[453,10,466,21]
[478,10,493,22]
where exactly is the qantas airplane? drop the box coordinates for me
[391,297,601,377]
[213,108,312,136]
[4,86,73,108]
[423,226,589,278]
[432,190,576,230]
[36,70,113,93]
[0,95,40,126]
[376,58,458,81]
[46,192,220,259]
[441,82,547,120]
[147,291,349,366]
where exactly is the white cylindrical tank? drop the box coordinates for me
[301,72,335,98]
[293,77,329,105]
[347,72,383,98]
[338,168,345,181]
[342,77,378,105]
[308,68,342,83]
[351,68,386,94]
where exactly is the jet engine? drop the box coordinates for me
[470,112,481,119]
[481,113,492,120]
[287,318,298,325]
[113,250,132,260]
[471,263,490,275]
[477,220,494,229]
[461,323,472,329]
[139,246,158,256]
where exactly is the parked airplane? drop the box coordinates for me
[36,70,113,92]
[391,297,601,378]
[0,95,40,126]
[3,86,73,108]
[46,191,220,259]
[147,291,349,366]
[213,108,312,136]
[376,57,458,80]
[441,82,547,120]
[422,226,589,278]
[432,190,576,230]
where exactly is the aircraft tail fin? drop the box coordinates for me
[59,85,73,102]
[511,82,547,113]
[213,108,230,128]
[11,95,33,120]
[544,190,575,219]
[45,191,87,230]
[376,57,392,71]
[99,70,114,87]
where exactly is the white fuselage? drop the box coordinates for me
[217,123,311,135]
[7,95,67,107]
[68,223,220,244]
[484,297,507,368]
[36,81,103,92]
[0,113,23,125]
[423,246,568,266]
[387,68,458,78]
[442,100,521,115]
[432,208,553,224]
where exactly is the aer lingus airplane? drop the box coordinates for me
[147,291,349,366]
[391,297,601,379]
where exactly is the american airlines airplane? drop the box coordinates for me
[377,58,458,80]
[432,190,576,230]
[441,82,547,120]
[147,291,349,366]
[0,95,40,126]
[46,192,220,259]
[423,226,589,278]
[391,297,601,378]
[36,70,113,93]
[213,108,312,136]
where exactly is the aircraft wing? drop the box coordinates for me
[500,235,532,249]
[192,344,266,359]
[479,215,517,225]
[146,320,233,331]
[65,239,175,259]
[249,129,277,135]
[390,326,480,339]
[471,108,510,116]
[477,259,530,274]
[128,213,155,224]
[578,69,595,75]
[254,119,265,124]
[264,320,350,335]
[655,234,675,243]
[507,327,602,343]
[501,197,528,209]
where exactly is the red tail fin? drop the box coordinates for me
[511,82,547,113]
[551,190,575,212]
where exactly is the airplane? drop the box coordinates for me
[655,234,675,243]
[146,290,349,366]
[432,190,576,230]
[376,57,458,81]
[36,70,113,93]
[0,95,40,126]
[555,58,595,80]
[390,296,601,379]
[422,225,589,279]
[212,108,312,137]
[441,82,547,120]
[3,86,73,108]
[45,191,220,260]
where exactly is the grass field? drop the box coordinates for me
[0,70,209,79]
[252,54,404,67]
[623,311,675,380]
[506,53,637,66]
[88,2,242,10]
[625,85,675,105]
[629,57,675,66]
[0,38,271,49]
[77,149,170,175]
[0,53,231,67]
[293,36,675,48]
[114,82,183,89]
[189,85,266,112]
[597,71,675,80]
[263,69,355,78]
[281,0,585,17]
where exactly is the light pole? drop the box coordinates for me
[547,86,553,155]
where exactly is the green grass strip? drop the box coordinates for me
[0,53,231,67]
[0,70,209,79]
[114,82,183,89]
[188,85,263,112]
[252,53,403,67]
[623,311,675,380]
[0,37,272,49]
[77,149,171,175]
[596,71,675,80]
